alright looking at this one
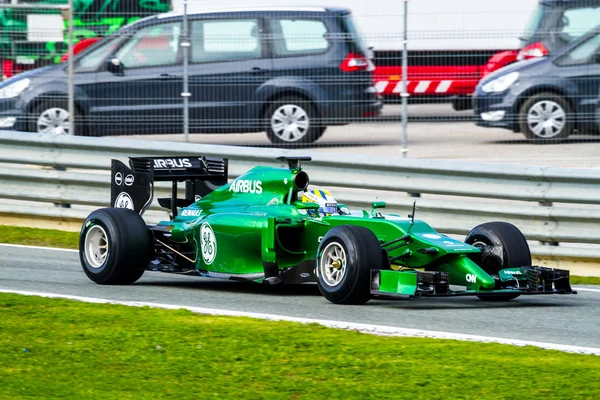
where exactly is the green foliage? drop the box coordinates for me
[1,293,599,399]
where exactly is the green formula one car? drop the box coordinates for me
[79,156,576,304]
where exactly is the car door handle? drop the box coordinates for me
[159,73,178,79]
[250,67,269,74]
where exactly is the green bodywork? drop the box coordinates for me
[153,164,507,296]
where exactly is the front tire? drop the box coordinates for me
[316,225,382,305]
[79,208,151,284]
[519,93,573,140]
[465,221,531,301]
[28,99,85,136]
[265,96,326,146]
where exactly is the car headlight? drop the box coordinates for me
[481,72,519,93]
[0,78,30,99]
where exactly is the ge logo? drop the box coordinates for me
[114,192,134,210]
[200,223,217,265]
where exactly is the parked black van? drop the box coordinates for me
[0,7,381,145]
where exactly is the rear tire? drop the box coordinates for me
[79,208,151,284]
[265,96,326,146]
[316,225,382,305]
[465,222,531,301]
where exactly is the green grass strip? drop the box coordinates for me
[1,293,599,399]
[1,224,599,285]
[0,225,78,249]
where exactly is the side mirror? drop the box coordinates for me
[106,57,123,74]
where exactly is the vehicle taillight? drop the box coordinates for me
[2,60,15,79]
[517,42,548,61]
[340,53,371,72]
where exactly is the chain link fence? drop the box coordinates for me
[0,0,599,162]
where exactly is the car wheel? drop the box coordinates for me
[265,96,326,146]
[79,208,151,285]
[465,221,531,301]
[29,100,85,136]
[519,93,573,140]
[316,225,382,305]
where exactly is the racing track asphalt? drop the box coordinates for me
[1,245,599,349]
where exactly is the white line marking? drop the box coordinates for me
[1,289,599,356]
[573,287,600,293]
[0,243,78,253]
[414,81,431,93]
[435,80,453,93]
[374,81,388,93]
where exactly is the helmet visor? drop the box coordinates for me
[321,203,337,215]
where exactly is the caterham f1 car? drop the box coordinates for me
[79,156,575,304]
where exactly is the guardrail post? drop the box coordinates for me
[539,200,558,246]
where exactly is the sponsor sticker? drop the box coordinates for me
[466,273,477,283]
[114,172,123,186]
[422,234,442,239]
[124,174,134,186]
[114,192,134,210]
[228,179,263,194]
[267,198,279,206]
[503,270,522,275]
[180,209,202,217]
[153,158,192,169]
[200,223,217,265]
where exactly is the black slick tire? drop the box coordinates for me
[316,225,382,305]
[79,208,151,284]
[465,221,531,301]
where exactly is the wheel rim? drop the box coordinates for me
[37,107,71,135]
[526,100,566,138]
[319,242,347,287]
[270,104,310,142]
[84,224,109,269]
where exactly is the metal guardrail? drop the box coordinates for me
[1,131,600,261]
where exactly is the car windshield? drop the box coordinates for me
[522,3,600,46]
[520,4,545,42]
[556,6,600,43]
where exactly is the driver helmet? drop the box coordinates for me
[301,189,338,216]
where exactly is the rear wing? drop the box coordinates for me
[111,156,228,217]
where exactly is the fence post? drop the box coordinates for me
[400,0,409,158]
[182,0,191,142]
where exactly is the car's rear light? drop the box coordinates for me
[2,60,14,79]
[340,53,370,72]
[517,42,548,61]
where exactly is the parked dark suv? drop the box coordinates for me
[0,7,381,145]
[474,25,600,140]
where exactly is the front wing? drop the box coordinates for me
[370,266,577,298]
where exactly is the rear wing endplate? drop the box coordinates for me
[110,156,228,217]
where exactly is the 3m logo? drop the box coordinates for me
[466,274,477,283]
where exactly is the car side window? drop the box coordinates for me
[269,19,329,57]
[77,37,123,71]
[555,31,600,67]
[115,22,181,69]
[190,19,262,63]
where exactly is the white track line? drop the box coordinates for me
[0,243,78,253]
[573,287,600,293]
[1,289,599,356]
